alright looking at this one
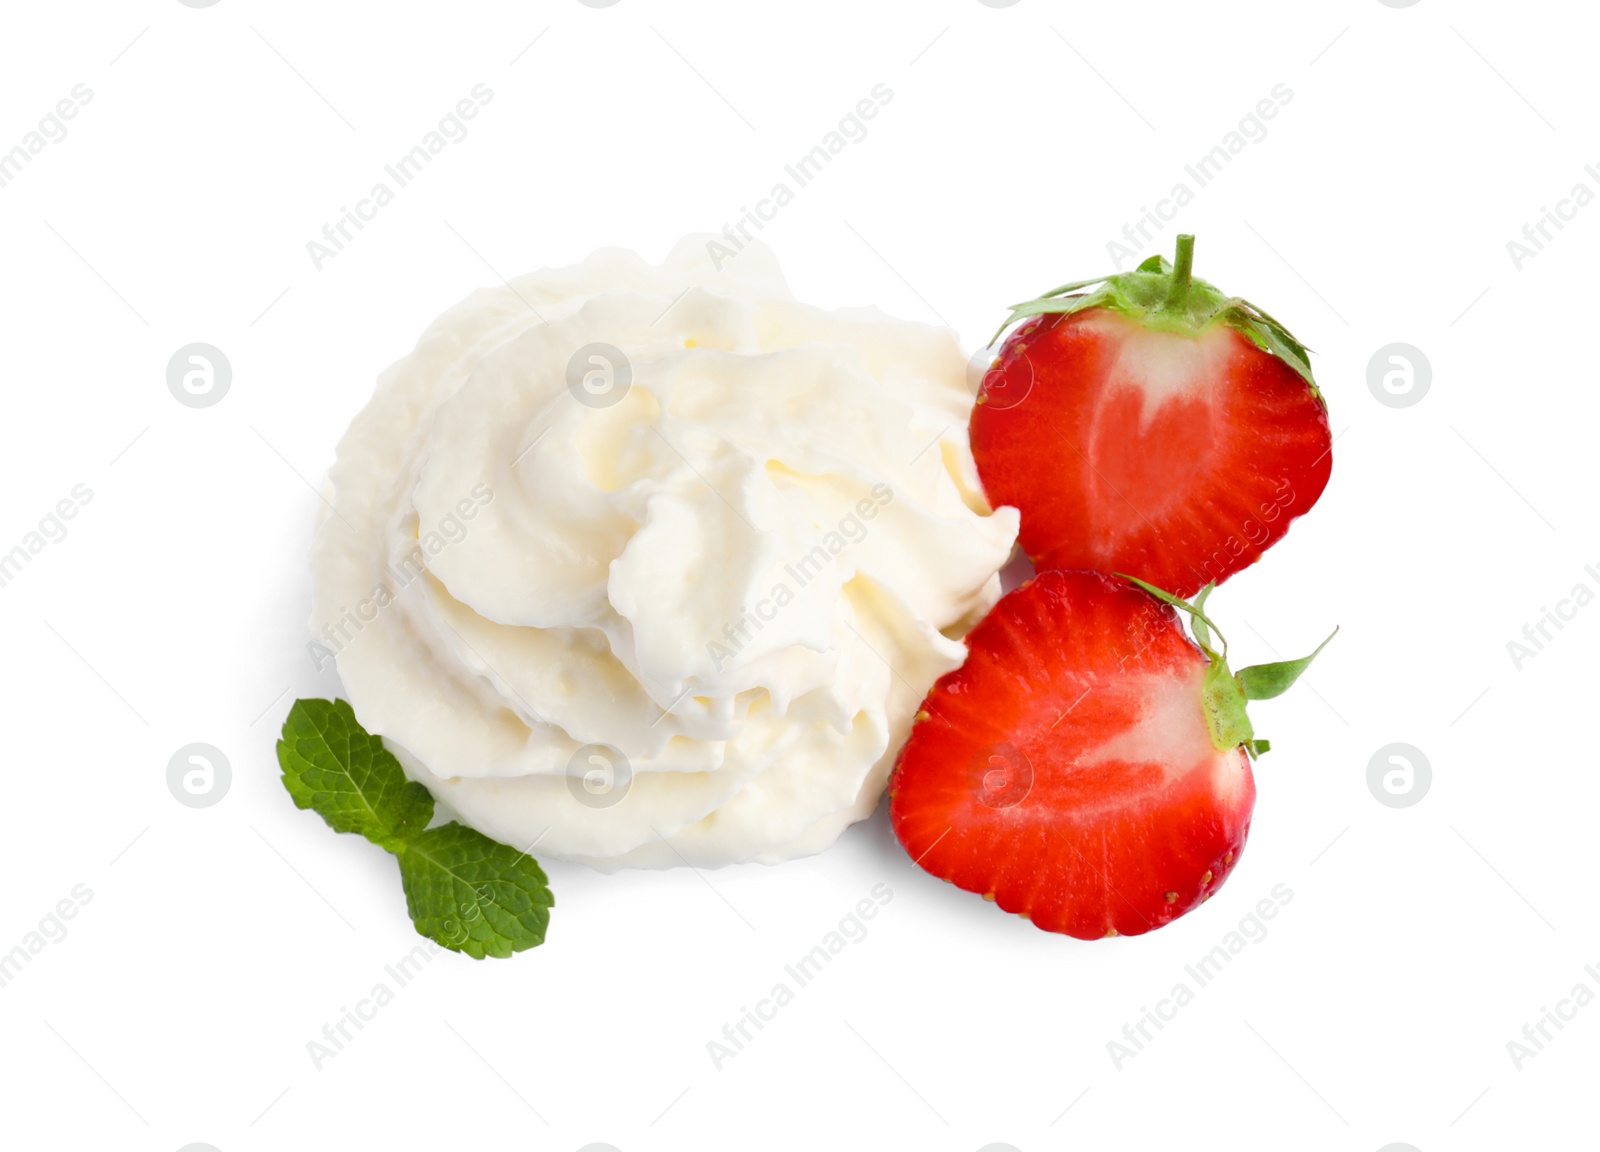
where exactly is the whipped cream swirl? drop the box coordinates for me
[311,237,1017,868]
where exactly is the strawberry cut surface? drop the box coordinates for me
[889,570,1255,939]
[971,239,1333,599]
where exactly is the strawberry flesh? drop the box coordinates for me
[971,299,1332,599]
[889,570,1254,939]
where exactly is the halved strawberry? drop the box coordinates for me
[971,236,1332,599]
[889,569,1330,939]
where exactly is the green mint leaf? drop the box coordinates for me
[276,698,556,959]
[276,698,434,851]
[396,824,554,959]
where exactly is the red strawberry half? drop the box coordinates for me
[970,236,1332,599]
[889,569,1330,939]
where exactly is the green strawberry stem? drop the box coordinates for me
[989,233,1323,404]
[1161,234,1195,314]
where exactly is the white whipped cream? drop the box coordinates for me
[311,236,1018,869]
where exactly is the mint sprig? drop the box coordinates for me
[276,699,553,958]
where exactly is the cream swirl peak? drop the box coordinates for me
[311,236,1018,869]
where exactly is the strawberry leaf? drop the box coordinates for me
[1013,275,1115,303]
[1236,628,1339,701]
[990,288,1113,346]
[1223,300,1322,406]
[1190,583,1216,650]
[1116,573,1229,660]
[1117,579,1335,757]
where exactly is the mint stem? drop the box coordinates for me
[1163,234,1195,312]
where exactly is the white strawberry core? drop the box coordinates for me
[1082,668,1210,779]
[1084,311,1235,430]
[1077,664,1248,803]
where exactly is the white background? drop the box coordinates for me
[0,1,1592,1150]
